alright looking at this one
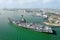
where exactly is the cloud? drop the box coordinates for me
[17,0,53,5]
[42,0,52,4]
[0,0,53,5]
[0,0,13,4]
[0,0,59,8]
[0,0,38,4]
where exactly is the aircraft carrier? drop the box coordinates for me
[8,15,53,34]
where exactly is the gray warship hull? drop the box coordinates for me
[8,18,53,34]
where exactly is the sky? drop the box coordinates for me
[0,0,60,9]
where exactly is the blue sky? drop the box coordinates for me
[0,0,60,9]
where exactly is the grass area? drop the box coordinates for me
[45,12,55,16]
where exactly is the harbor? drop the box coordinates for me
[0,0,60,40]
[0,9,60,40]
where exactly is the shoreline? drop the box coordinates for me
[43,22,60,26]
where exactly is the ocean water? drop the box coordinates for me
[0,10,60,40]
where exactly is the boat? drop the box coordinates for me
[8,15,53,34]
[35,13,48,18]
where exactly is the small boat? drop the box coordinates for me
[8,15,53,34]
[35,13,48,18]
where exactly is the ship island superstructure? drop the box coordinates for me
[8,15,53,34]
